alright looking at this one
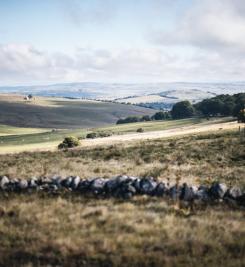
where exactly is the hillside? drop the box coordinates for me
[115,89,217,109]
[0,94,155,129]
[1,82,245,99]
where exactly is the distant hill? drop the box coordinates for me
[0,82,245,100]
[0,95,155,129]
[115,89,217,110]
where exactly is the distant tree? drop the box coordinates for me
[142,115,151,121]
[151,111,171,120]
[171,101,195,119]
[196,99,224,117]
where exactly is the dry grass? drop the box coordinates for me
[1,130,244,187]
[0,193,244,267]
[0,130,245,267]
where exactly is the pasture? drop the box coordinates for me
[0,130,244,267]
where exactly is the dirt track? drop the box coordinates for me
[83,121,243,147]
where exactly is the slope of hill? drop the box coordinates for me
[115,89,216,105]
[0,94,155,129]
[114,89,217,110]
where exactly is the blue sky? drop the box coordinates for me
[0,0,245,85]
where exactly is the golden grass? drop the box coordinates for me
[0,130,244,266]
[0,193,244,267]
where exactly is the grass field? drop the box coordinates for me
[0,130,245,267]
[0,94,155,129]
[0,117,234,154]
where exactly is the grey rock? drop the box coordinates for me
[140,177,157,195]
[18,179,28,190]
[61,177,73,188]
[78,179,92,193]
[105,177,120,193]
[225,186,242,199]
[209,183,227,199]
[0,176,9,190]
[195,186,209,201]
[180,183,195,201]
[90,178,107,195]
[71,176,81,190]
[169,185,182,200]
[29,178,38,189]
[154,182,168,197]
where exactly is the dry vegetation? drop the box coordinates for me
[1,130,244,187]
[0,130,245,267]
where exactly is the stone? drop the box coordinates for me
[154,182,168,197]
[132,178,141,193]
[116,183,136,199]
[225,186,242,199]
[195,186,209,201]
[0,176,9,190]
[28,178,38,189]
[71,176,81,190]
[18,179,28,190]
[236,194,245,207]
[78,179,92,193]
[169,185,182,200]
[61,177,73,188]
[90,178,107,195]
[140,177,157,195]
[209,183,228,199]
[180,183,195,201]
[105,177,120,194]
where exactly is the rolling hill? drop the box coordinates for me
[0,94,155,129]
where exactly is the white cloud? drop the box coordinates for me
[0,39,245,86]
[152,0,245,52]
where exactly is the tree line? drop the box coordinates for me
[116,93,245,124]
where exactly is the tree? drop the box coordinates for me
[171,101,195,119]
[196,98,224,117]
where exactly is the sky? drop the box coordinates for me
[0,0,245,86]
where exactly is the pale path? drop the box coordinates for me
[82,121,243,147]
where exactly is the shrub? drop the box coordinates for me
[86,132,112,139]
[86,132,98,139]
[137,128,144,133]
[237,109,245,123]
[58,136,80,149]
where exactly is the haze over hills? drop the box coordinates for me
[0,82,245,100]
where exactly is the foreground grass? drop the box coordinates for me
[0,130,245,266]
[0,194,244,267]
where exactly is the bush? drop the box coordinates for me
[137,128,144,133]
[237,109,245,123]
[86,132,98,139]
[86,132,112,139]
[58,136,80,149]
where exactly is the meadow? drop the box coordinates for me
[0,130,244,267]
[0,117,232,154]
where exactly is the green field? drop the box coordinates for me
[0,117,233,153]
